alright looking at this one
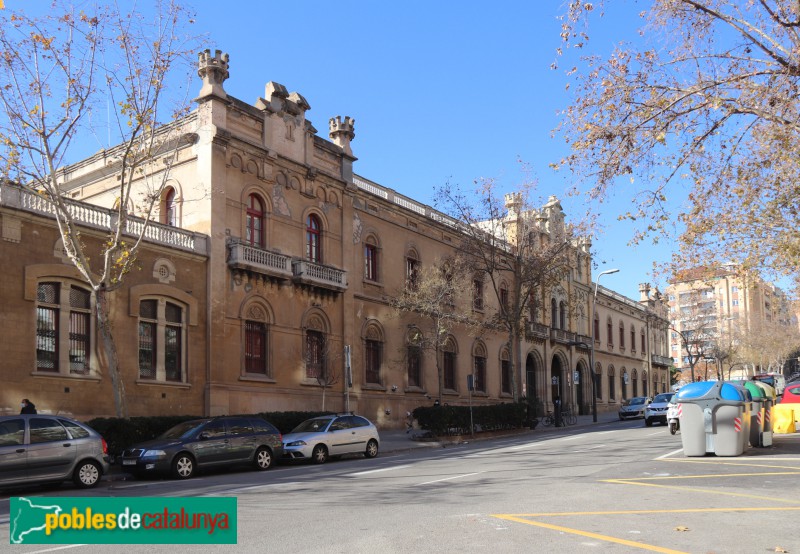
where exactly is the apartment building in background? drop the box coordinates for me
[666,266,798,382]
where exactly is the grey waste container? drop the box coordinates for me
[674,380,750,457]
[732,380,765,447]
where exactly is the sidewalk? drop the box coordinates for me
[378,411,622,454]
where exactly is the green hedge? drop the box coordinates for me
[88,411,334,458]
[411,401,528,436]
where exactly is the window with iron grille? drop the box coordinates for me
[406,256,419,290]
[306,330,325,379]
[473,354,486,392]
[501,357,512,394]
[138,300,158,379]
[165,302,183,382]
[364,243,378,281]
[138,299,185,382]
[365,339,382,384]
[443,346,456,390]
[407,344,421,388]
[473,279,484,311]
[36,283,59,372]
[608,367,616,401]
[36,281,92,375]
[245,321,268,374]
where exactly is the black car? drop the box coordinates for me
[119,416,283,479]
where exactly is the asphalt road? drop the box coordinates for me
[3,419,800,553]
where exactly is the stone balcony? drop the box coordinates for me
[550,328,577,345]
[227,241,293,280]
[525,321,549,341]
[292,260,348,292]
[651,354,673,367]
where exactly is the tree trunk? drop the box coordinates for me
[95,289,127,418]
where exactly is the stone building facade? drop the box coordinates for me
[0,49,671,425]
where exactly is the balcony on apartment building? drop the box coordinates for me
[228,240,293,280]
[550,328,577,345]
[525,321,549,341]
[651,354,673,367]
[227,240,347,292]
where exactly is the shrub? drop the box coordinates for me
[411,401,527,436]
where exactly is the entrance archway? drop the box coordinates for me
[576,360,588,415]
[550,354,565,407]
[526,351,542,417]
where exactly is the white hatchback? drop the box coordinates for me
[282,414,380,464]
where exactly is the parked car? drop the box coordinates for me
[282,414,380,464]
[644,392,675,427]
[119,416,283,479]
[0,414,109,489]
[780,382,800,403]
[618,396,650,420]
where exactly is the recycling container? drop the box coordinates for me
[732,380,764,448]
[752,381,775,447]
[675,380,750,456]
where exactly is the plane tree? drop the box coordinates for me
[0,1,199,417]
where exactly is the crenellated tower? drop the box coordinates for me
[197,49,230,99]
[329,116,356,156]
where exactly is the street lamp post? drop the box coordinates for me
[590,268,619,423]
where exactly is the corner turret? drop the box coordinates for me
[329,116,355,156]
[197,49,230,99]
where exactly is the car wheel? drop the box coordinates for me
[253,446,273,470]
[172,453,195,479]
[73,460,102,488]
[619,415,624,421]
[365,439,379,459]
[645,418,653,427]
[311,444,328,464]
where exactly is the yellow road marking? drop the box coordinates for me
[610,471,800,480]
[493,507,800,553]
[603,478,795,503]
[493,514,688,553]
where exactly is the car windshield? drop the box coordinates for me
[628,397,645,405]
[653,393,674,403]
[159,420,205,439]
[291,418,331,433]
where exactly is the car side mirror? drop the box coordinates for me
[198,432,210,440]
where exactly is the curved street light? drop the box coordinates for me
[590,268,619,423]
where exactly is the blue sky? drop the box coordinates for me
[11,0,672,299]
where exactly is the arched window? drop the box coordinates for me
[162,187,177,226]
[501,347,512,395]
[631,326,636,352]
[642,371,648,397]
[499,282,509,314]
[472,342,487,393]
[632,368,638,397]
[559,301,567,330]
[607,318,614,346]
[405,249,419,290]
[608,366,615,401]
[593,313,600,342]
[364,324,383,385]
[407,328,423,388]
[364,236,379,282]
[246,194,264,248]
[306,214,321,263]
[443,337,457,391]
[551,298,558,328]
[641,329,646,352]
[621,369,628,400]
[594,362,602,400]
[619,321,625,349]
[244,303,270,377]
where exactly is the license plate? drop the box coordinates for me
[122,459,137,466]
